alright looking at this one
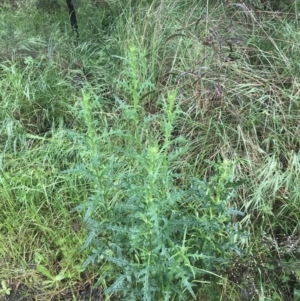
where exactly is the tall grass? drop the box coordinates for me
[0,0,299,300]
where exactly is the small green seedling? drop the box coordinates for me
[0,280,11,297]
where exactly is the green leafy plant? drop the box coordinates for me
[73,90,245,300]
[34,250,73,289]
[0,280,11,297]
[2,1,299,300]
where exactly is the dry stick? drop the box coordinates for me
[66,0,79,37]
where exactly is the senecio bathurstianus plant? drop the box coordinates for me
[72,88,245,300]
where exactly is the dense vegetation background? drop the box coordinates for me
[0,0,300,300]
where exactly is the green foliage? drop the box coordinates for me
[0,280,11,297]
[1,0,300,300]
[71,90,244,300]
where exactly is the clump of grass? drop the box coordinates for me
[0,3,96,299]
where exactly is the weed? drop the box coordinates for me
[0,0,300,300]
[71,90,245,300]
